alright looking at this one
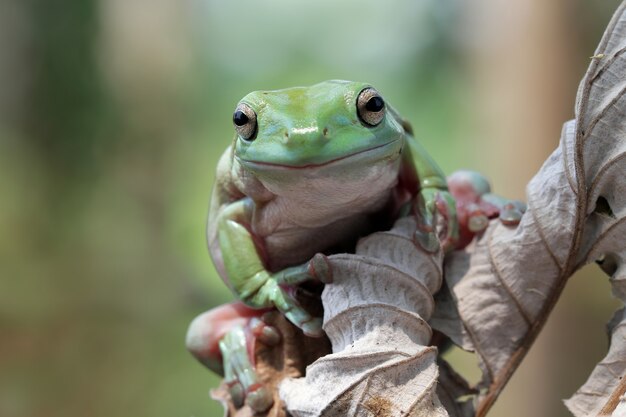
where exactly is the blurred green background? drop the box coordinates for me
[0,0,623,416]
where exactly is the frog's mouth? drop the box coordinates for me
[237,138,403,171]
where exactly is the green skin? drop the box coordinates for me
[203,80,458,410]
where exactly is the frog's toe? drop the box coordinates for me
[414,229,440,253]
[468,213,489,232]
[272,287,324,337]
[245,384,274,412]
[499,204,524,226]
[249,317,281,346]
[300,316,324,338]
[285,308,323,337]
[308,253,333,283]
[467,203,489,233]
[260,325,281,345]
[225,379,245,408]
[498,200,526,226]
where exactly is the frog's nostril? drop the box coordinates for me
[323,127,328,137]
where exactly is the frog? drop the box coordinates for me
[186,80,525,412]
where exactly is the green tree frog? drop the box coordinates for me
[187,80,523,411]
[210,80,457,331]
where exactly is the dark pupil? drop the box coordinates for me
[365,96,384,112]
[233,110,249,126]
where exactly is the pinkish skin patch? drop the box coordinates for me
[189,302,272,371]
[448,173,501,249]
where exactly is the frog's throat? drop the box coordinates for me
[236,138,403,171]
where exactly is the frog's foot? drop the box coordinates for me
[447,170,527,249]
[248,253,330,338]
[413,188,459,253]
[220,321,279,412]
[254,280,324,338]
[186,302,281,412]
[482,194,527,226]
[185,302,276,374]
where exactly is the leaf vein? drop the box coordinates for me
[582,82,626,144]
[561,126,578,195]
[588,151,626,200]
[487,225,533,325]
[583,216,626,264]
[591,45,626,84]
[528,196,565,272]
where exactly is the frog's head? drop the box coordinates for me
[231,80,407,178]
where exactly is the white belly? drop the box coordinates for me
[250,157,401,271]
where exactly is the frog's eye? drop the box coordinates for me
[233,103,257,141]
[357,87,385,126]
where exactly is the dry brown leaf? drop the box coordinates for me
[437,2,626,416]
[280,216,450,416]
[436,358,477,417]
[566,13,626,408]
[565,309,626,417]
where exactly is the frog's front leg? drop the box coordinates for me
[186,302,280,411]
[218,198,330,337]
[399,133,459,252]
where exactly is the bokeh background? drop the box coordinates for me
[1,0,623,416]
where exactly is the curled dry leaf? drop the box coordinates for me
[280,216,450,417]
[435,2,626,416]
[565,308,626,417]
[565,3,626,409]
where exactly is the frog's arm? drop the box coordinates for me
[393,113,459,251]
[207,145,245,281]
[208,146,324,337]
[402,133,448,191]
